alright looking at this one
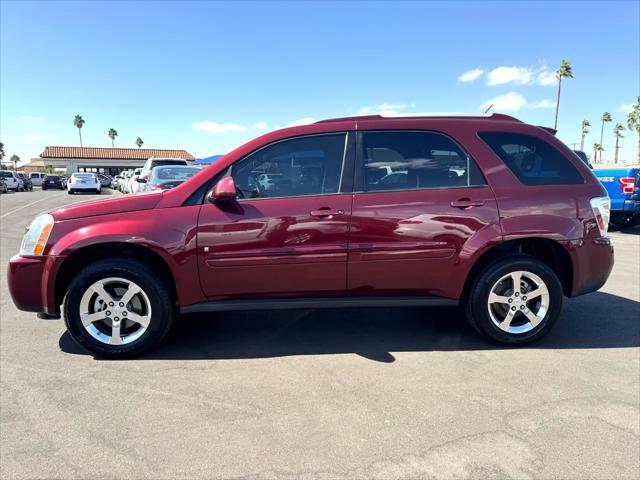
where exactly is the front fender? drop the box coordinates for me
[44,206,203,309]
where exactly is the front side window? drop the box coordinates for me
[229,133,347,199]
[479,132,583,185]
[360,131,484,192]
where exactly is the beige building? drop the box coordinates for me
[36,146,195,175]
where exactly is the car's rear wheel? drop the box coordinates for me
[64,258,175,358]
[464,256,563,345]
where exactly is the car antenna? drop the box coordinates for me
[484,104,494,114]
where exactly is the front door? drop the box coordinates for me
[197,132,354,300]
[348,130,500,298]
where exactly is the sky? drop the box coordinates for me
[1,0,638,164]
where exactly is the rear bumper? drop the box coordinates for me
[7,254,62,316]
[566,236,614,297]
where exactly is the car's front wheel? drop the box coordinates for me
[64,258,175,358]
[464,256,563,346]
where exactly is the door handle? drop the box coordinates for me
[310,208,345,217]
[450,198,484,209]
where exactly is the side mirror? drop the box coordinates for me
[210,176,237,202]
[136,177,147,183]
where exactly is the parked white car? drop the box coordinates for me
[0,170,20,191]
[28,172,47,187]
[67,172,101,194]
[127,168,143,194]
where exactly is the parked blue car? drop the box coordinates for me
[593,165,640,228]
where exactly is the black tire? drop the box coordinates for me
[63,258,175,358]
[610,213,640,229]
[464,255,563,346]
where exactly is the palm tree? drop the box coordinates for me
[553,59,573,130]
[10,154,20,172]
[135,137,144,148]
[593,143,604,164]
[599,112,612,162]
[580,119,590,151]
[107,128,118,147]
[73,115,85,147]
[613,123,625,164]
[627,96,640,163]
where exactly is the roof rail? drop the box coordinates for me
[315,113,522,124]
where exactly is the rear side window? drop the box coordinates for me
[479,132,583,185]
[360,131,485,192]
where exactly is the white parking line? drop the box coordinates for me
[0,192,65,219]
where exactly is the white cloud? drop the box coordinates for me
[192,120,246,133]
[458,68,484,83]
[357,103,415,115]
[288,117,315,127]
[619,103,634,113]
[536,69,557,86]
[252,121,268,131]
[480,92,555,112]
[486,66,534,86]
[484,65,557,87]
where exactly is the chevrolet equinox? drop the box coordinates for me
[8,114,614,358]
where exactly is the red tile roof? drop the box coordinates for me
[40,146,195,161]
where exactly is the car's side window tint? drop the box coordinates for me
[361,131,485,192]
[230,133,347,199]
[478,132,583,185]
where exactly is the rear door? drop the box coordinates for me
[348,130,500,298]
[197,132,355,299]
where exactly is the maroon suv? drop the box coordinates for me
[7,114,614,358]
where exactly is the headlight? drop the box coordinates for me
[20,214,54,256]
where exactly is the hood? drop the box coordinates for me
[51,192,163,221]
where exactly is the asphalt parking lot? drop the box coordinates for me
[1,188,639,479]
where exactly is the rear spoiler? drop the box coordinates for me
[537,125,557,135]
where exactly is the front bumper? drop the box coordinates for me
[566,236,615,297]
[7,254,62,316]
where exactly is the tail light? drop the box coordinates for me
[590,196,611,236]
[618,176,636,194]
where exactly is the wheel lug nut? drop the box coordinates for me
[105,311,111,316]
[508,298,513,303]
[514,292,519,297]
[511,306,516,311]
[522,296,527,301]
[109,302,114,306]
[122,311,127,316]
[114,317,119,321]
[520,305,525,309]
[119,302,125,307]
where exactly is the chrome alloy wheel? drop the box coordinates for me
[79,277,152,345]
[487,270,550,334]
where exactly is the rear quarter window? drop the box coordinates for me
[479,132,583,186]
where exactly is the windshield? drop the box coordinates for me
[0,171,14,178]
[152,166,200,181]
[44,175,59,180]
